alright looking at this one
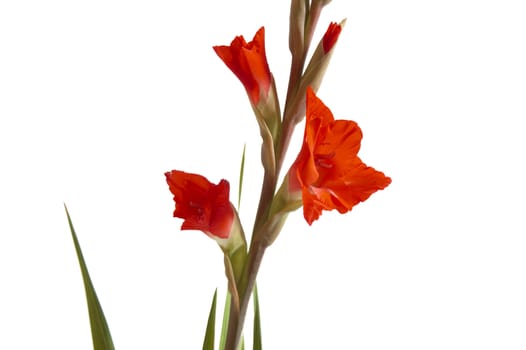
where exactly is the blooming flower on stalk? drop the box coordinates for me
[213,27,272,105]
[287,87,391,225]
[165,170,247,303]
[165,170,234,239]
[214,27,281,178]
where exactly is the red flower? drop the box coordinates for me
[213,27,271,105]
[288,87,391,225]
[322,22,342,53]
[165,170,234,239]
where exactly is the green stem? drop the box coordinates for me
[224,3,330,348]
[224,241,267,350]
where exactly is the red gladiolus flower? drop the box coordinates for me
[288,87,391,225]
[322,22,342,53]
[165,170,234,239]
[213,27,272,105]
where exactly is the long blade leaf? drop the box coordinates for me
[253,284,262,350]
[203,289,218,350]
[218,291,231,350]
[64,204,115,350]
[237,143,247,210]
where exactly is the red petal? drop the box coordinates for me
[165,170,233,239]
[322,22,342,53]
[213,27,271,104]
[288,88,391,224]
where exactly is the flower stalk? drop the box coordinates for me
[221,3,343,350]
[64,1,393,349]
[166,2,391,349]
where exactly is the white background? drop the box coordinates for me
[1,0,525,349]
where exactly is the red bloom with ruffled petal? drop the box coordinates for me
[288,87,391,225]
[213,27,271,105]
[165,170,234,239]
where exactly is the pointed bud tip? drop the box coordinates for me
[323,21,344,53]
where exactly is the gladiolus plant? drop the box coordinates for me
[64,1,391,349]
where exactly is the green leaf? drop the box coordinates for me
[218,291,231,350]
[237,143,247,210]
[203,289,218,350]
[64,204,115,350]
[253,284,263,350]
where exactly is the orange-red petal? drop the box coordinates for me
[213,27,271,104]
[165,170,234,239]
[288,87,391,225]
